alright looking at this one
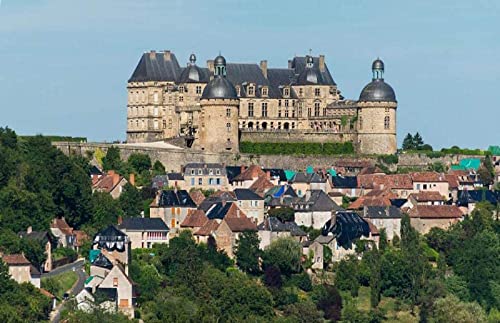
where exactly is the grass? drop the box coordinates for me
[41,271,78,299]
[355,286,418,322]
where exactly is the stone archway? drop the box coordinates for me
[261,122,268,130]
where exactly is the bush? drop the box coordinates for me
[287,273,312,292]
[378,154,399,164]
[240,141,354,156]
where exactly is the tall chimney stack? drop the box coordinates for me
[163,50,171,61]
[319,55,325,72]
[260,60,268,79]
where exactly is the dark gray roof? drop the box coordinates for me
[290,56,336,86]
[93,225,128,251]
[166,173,184,181]
[290,172,326,184]
[372,58,384,70]
[267,68,297,98]
[225,166,243,183]
[158,190,196,208]
[321,211,370,249]
[18,230,51,243]
[205,202,234,220]
[178,65,209,83]
[129,51,182,82]
[91,252,113,270]
[263,168,288,182]
[234,188,264,200]
[184,163,226,176]
[293,190,343,212]
[390,199,407,208]
[118,217,169,232]
[201,76,238,99]
[457,190,499,206]
[95,288,117,302]
[257,217,306,236]
[359,79,396,102]
[363,206,403,219]
[227,63,270,97]
[331,176,358,189]
[152,175,169,189]
[198,192,237,212]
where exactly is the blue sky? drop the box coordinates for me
[0,0,498,148]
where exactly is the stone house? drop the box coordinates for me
[50,217,76,249]
[302,239,326,270]
[407,205,463,234]
[1,254,41,288]
[92,170,129,199]
[118,217,170,249]
[150,189,197,230]
[362,206,403,241]
[180,209,209,233]
[358,174,413,198]
[93,226,131,275]
[98,264,135,318]
[289,172,327,197]
[232,165,267,188]
[183,163,229,191]
[257,217,307,249]
[293,190,343,229]
[411,172,449,198]
[249,175,275,197]
[234,188,265,224]
[329,175,360,197]
[457,190,499,214]
[18,227,53,272]
[407,191,446,207]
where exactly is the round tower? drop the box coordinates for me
[197,55,240,152]
[357,58,397,155]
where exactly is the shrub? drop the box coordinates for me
[239,141,354,156]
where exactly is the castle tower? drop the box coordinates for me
[197,55,240,152]
[357,58,397,154]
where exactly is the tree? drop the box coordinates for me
[367,250,382,308]
[267,207,294,222]
[264,266,282,289]
[282,299,324,323]
[90,192,123,229]
[262,237,302,276]
[102,146,122,171]
[127,153,152,174]
[234,231,261,275]
[378,228,388,252]
[430,295,486,323]
[312,284,343,321]
[413,132,424,149]
[402,133,414,150]
[118,183,143,217]
[335,255,360,297]
[152,160,166,176]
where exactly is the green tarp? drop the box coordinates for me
[327,168,337,177]
[452,158,481,171]
[306,166,314,174]
[284,170,296,181]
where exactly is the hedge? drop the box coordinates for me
[239,141,354,156]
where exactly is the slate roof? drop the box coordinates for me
[363,206,403,219]
[457,190,499,206]
[95,288,117,302]
[205,202,243,220]
[290,172,326,184]
[166,173,184,181]
[225,166,243,183]
[263,168,288,182]
[157,190,196,208]
[321,211,371,249]
[91,253,113,270]
[184,163,226,176]
[118,217,169,232]
[294,190,343,212]
[129,51,182,82]
[331,176,358,189]
[407,205,463,219]
[234,188,264,200]
[198,193,237,212]
[93,225,128,251]
[257,217,306,236]
[289,56,336,86]
[390,198,408,208]
[18,230,51,243]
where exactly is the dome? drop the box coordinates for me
[359,79,396,102]
[201,77,238,99]
[189,53,196,64]
[214,55,226,66]
[372,58,384,71]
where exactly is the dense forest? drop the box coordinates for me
[0,126,499,322]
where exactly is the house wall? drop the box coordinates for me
[150,206,196,229]
[412,182,449,197]
[309,242,324,270]
[99,267,134,318]
[294,211,331,229]
[368,218,401,241]
[258,231,293,250]
[214,221,234,257]
[184,174,229,191]
[8,265,31,285]
[30,276,41,288]
[410,218,461,235]
[237,200,265,224]
[291,183,309,197]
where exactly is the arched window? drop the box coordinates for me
[262,122,268,130]
[248,122,254,129]
[384,116,390,129]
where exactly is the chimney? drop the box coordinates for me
[129,173,135,186]
[207,60,214,74]
[266,171,271,180]
[149,50,156,59]
[288,59,292,69]
[260,60,268,79]
[163,50,171,61]
[117,216,123,225]
[319,55,325,72]
[27,226,32,234]
[240,165,246,173]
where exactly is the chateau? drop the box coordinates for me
[126,50,397,154]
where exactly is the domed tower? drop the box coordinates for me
[197,55,240,153]
[357,58,397,154]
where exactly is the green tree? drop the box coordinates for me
[378,228,388,252]
[262,237,302,276]
[413,132,424,149]
[402,133,414,150]
[430,295,486,323]
[102,146,122,171]
[127,153,152,174]
[234,231,261,275]
[90,192,123,229]
[152,160,166,176]
[335,255,360,297]
[267,207,295,222]
[311,284,343,321]
[367,250,382,308]
[118,183,143,217]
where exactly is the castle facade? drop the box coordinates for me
[126,50,397,154]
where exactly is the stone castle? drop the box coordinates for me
[126,50,397,154]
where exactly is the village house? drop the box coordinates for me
[98,264,135,318]
[50,217,76,248]
[18,227,54,272]
[411,172,449,198]
[183,163,229,191]
[189,189,206,206]
[334,160,373,176]
[293,190,343,229]
[264,184,299,209]
[249,175,275,197]
[232,165,267,188]
[257,217,307,249]
[348,189,398,211]
[118,217,170,249]
[92,225,131,275]
[329,175,360,197]
[166,173,185,189]
[302,238,328,270]
[407,205,463,234]
[92,170,130,199]
[150,189,197,230]
[407,191,446,207]
[362,206,403,241]
[457,190,499,214]
[1,254,41,288]
[180,209,209,233]
[234,188,265,224]
[289,172,328,197]
[358,174,413,198]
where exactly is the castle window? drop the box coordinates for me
[198,169,202,175]
[284,88,290,97]
[384,116,390,129]
[292,109,296,118]
[135,120,139,128]
[248,103,254,117]
[216,169,221,175]
[323,107,327,116]
[179,96,184,102]
[168,95,172,103]
[153,92,159,103]
[385,108,389,113]
[314,102,320,117]
[292,100,296,107]
[299,88,303,97]
[179,85,185,93]
[226,123,231,132]
[154,120,159,129]
[359,116,363,130]
[261,102,268,117]
[262,87,268,96]
[163,120,167,129]
[154,107,159,116]
[278,109,282,118]
[315,88,321,96]
[248,86,254,96]
[196,86,202,95]
[226,108,231,117]
[278,100,282,107]
[308,107,312,117]
[209,169,213,175]
[285,100,289,107]
[285,109,289,118]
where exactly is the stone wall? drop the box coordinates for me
[52,141,484,173]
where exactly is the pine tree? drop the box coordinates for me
[413,132,424,150]
[379,228,388,252]
[402,133,414,150]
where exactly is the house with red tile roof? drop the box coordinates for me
[410,172,449,198]
[1,253,41,288]
[408,191,446,207]
[92,170,129,199]
[232,165,267,188]
[180,209,209,233]
[407,205,463,234]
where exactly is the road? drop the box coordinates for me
[48,259,88,323]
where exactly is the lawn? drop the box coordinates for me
[41,271,78,299]
[355,286,418,322]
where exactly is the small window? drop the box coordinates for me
[179,96,184,102]
[179,85,185,93]
[191,178,195,185]
[384,116,390,129]
[314,102,320,117]
[248,86,255,96]
[315,88,321,96]
[284,88,290,97]
[196,86,202,95]
[198,178,203,185]
[226,123,231,132]
[153,92,159,103]
[113,277,118,287]
[216,169,221,175]
[209,169,213,175]
[248,103,254,117]
[216,178,221,185]
[299,88,303,96]
[262,87,268,96]
[226,108,231,117]
[198,169,202,175]
[285,99,289,107]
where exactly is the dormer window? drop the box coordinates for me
[248,85,255,96]
[198,169,202,175]
[262,87,268,96]
[284,88,290,97]
[236,86,241,96]
[209,169,213,175]
[179,85,185,93]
